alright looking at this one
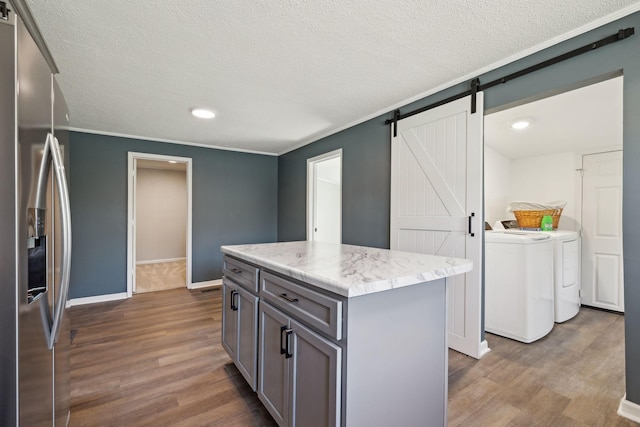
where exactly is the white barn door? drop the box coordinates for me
[390,94,485,358]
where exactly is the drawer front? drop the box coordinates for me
[261,271,342,340]
[223,256,259,293]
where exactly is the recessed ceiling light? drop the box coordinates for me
[510,120,530,130]
[190,107,215,119]
[168,160,177,164]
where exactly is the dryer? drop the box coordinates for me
[485,231,555,343]
[546,230,581,322]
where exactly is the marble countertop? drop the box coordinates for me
[221,241,472,298]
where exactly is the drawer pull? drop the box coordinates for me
[230,268,242,274]
[279,293,299,303]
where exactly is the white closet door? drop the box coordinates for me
[581,151,624,312]
[390,94,484,358]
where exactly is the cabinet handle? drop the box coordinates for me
[284,328,293,359]
[280,326,288,355]
[279,293,299,303]
[230,268,242,274]
[280,326,293,359]
[230,290,239,311]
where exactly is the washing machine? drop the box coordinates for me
[546,230,581,323]
[485,230,555,343]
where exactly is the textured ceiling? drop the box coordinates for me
[485,76,623,159]
[24,1,640,155]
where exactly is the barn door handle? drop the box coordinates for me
[468,212,475,237]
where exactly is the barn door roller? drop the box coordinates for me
[0,1,10,20]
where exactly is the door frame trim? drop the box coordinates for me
[127,152,193,297]
[306,149,343,242]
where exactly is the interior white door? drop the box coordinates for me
[390,94,485,358]
[307,150,342,243]
[581,150,624,312]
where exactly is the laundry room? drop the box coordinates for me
[483,74,625,344]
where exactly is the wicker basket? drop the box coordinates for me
[551,208,563,229]
[513,208,563,229]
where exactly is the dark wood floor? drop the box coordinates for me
[69,287,637,426]
[449,307,636,426]
[68,287,275,426]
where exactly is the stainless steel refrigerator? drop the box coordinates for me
[1,1,72,425]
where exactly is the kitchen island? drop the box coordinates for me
[220,241,472,427]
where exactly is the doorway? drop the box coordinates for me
[483,75,624,340]
[307,149,342,243]
[127,152,193,297]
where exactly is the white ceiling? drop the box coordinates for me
[24,1,640,155]
[484,76,623,159]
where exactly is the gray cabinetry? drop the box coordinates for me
[221,279,238,360]
[223,255,259,292]
[257,301,289,426]
[235,285,259,388]
[289,318,341,427]
[260,271,342,339]
[220,248,450,427]
[258,301,341,427]
[221,256,259,390]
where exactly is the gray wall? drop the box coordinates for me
[69,131,278,299]
[277,12,640,405]
[279,122,391,248]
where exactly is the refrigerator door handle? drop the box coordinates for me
[41,134,72,349]
[33,133,55,347]
[34,133,53,217]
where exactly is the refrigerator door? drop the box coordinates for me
[17,14,54,427]
[53,76,71,427]
[0,16,17,427]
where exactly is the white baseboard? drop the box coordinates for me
[618,394,640,423]
[478,340,491,358]
[188,279,222,290]
[67,281,221,307]
[136,257,186,265]
[66,292,129,307]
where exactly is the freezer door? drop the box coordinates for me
[17,14,54,427]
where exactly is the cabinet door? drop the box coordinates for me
[258,302,291,427]
[221,280,238,359]
[236,286,259,391]
[290,320,342,427]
